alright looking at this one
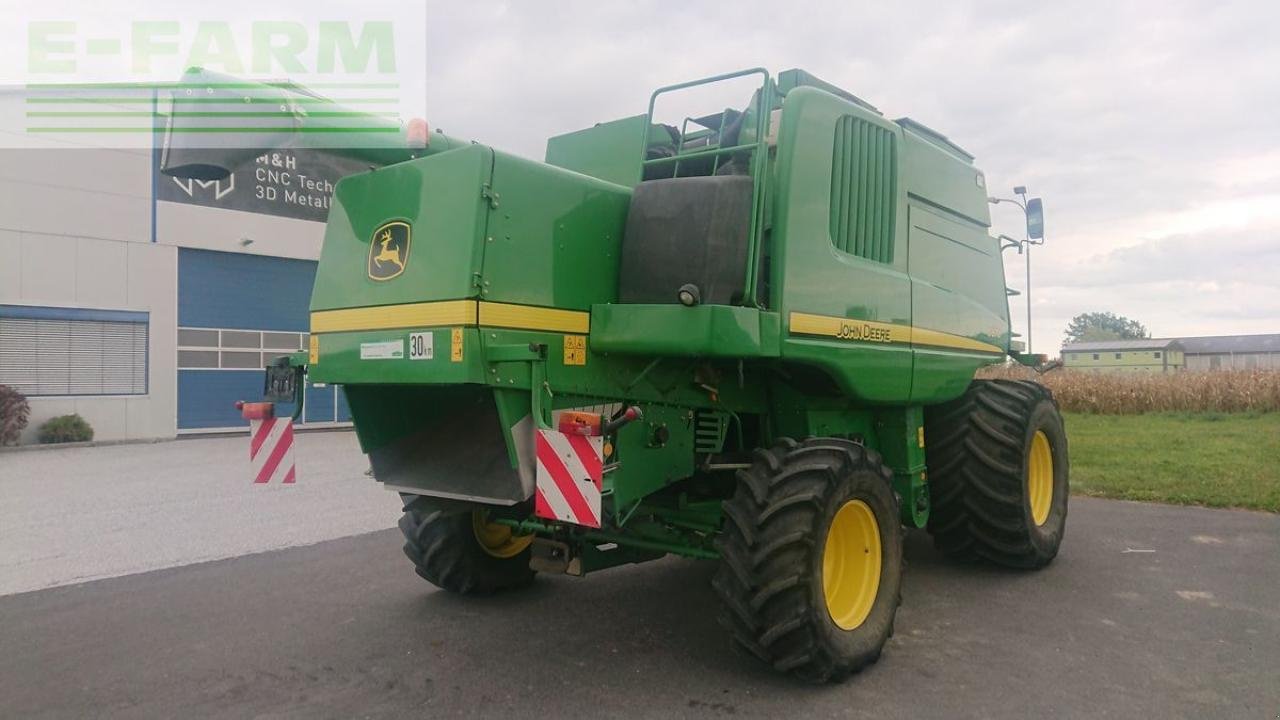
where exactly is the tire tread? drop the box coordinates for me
[398,505,535,595]
[713,438,901,683]
[925,379,1066,568]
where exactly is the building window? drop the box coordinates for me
[1114,353,1122,359]
[177,350,218,368]
[0,305,148,396]
[177,327,307,370]
[1154,351,1161,358]
[1092,353,1099,360]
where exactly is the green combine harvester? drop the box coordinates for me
[164,67,1067,683]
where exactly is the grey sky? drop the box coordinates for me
[426,1,1280,352]
[3,1,1276,353]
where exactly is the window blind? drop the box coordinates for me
[0,306,148,396]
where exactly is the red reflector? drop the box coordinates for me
[407,118,430,150]
[239,402,275,420]
[558,411,601,436]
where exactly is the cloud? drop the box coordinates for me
[419,1,1280,353]
[7,0,1275,354]
[1043,223,1280,289]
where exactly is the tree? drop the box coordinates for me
[1064,312,1150,343]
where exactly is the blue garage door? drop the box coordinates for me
[176,248,350,431]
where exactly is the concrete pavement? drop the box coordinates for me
[0,430,396,595]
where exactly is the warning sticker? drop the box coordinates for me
[450,328,464,362]
[563,335,587,366]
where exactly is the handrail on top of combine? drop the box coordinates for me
[642,68,774,309]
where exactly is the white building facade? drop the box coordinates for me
[0,89,366,443]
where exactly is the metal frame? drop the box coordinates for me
[642,68,774,308]
[990,191,1043,353]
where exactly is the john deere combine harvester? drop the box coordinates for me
[164,67,1067,682]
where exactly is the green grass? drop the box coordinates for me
[1064,412,1280,512]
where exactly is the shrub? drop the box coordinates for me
[0,385,31,446]
[38,414,94,444]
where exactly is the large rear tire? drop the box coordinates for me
[713,438,903,683]
[924,379,1069,569]
[399,500,536,595]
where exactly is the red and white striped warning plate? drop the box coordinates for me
[534,428,603,528]
[249,417,296,484]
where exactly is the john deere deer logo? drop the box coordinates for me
[367,221,411,281]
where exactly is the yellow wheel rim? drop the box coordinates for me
[822,499,882,631]
[1027,430,1054,526]
[471,511,533,559]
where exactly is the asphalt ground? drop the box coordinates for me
[2,494,1277,719]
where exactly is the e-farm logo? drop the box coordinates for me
[27,21,396,76]
[18,18,413,142]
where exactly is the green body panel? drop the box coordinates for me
[771,87,914,402]
[898,124,991,225]
[900,126,1010,403]
[874,407,930,526]
[294,67,1023,565]
[906,203,1007,345]
[609,404,696,515]
[770,88,1007,405]
[544,115,649,187]
[590,304,780,358]
[776,68,878,112]
[480,152,631,310]
[308,327,486,385]
[910,348,991,406]
[310,145,492,312]
[476,329,766,408]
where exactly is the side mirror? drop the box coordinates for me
[1026,198,1045,240]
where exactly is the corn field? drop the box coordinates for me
[975,365,1280,414]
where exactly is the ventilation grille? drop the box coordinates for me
[694,410,729,454]
[830,115,897,264]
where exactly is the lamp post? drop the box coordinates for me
[990,187,1045,354]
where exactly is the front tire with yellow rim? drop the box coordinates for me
[924,379,1069,569]
[713,438,902,683]
[399,498,535,595]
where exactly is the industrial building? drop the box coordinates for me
[1060,339,1185,372]
[1062,333,1280,373]
[1179,334,1280,370]
[0,88,368,444]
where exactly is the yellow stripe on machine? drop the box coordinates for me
[788,311,1003,354]
[311,300,477,334]
[909,326,1005,354]
[478,301,590,334]
[789,312,911,345]
[310,300,591,335]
